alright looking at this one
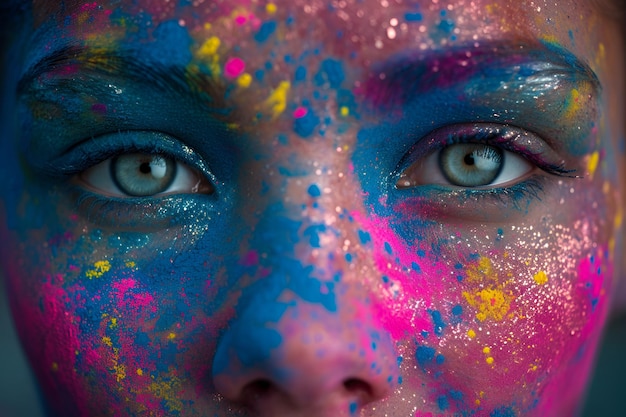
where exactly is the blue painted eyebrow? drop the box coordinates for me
[363,41,600,109]
[17,45,234,117]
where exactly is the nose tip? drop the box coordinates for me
[212,305,397,416]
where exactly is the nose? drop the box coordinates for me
[212,295,397,416]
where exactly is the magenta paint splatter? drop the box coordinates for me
[293,106,308,118]
[224,57,246,79]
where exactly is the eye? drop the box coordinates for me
[397,134,537,189]
[78,153,214,197]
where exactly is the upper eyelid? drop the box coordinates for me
[392,123,577,182]
[39,131,217,183]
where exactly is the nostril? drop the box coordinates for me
[241,379,277,406]
[343,377,374,397]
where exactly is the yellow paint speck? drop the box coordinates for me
[564,88,581,118]
[110,317,118,328]
[102,336,112,347]
[114,364,126,382]
[86,260,111,279]
[340,106,349,117]
[463,287,512,321]
[264,81,290,118]
[137,368,144,376]
[168,333,177,340]
[467,329,476,339]
[533,270,548,285]
[125,261,136,268]
[197,36,221,57]
[482,346,491,354]
[485,357,494,365]
[266,3,277,14]
[237,73,252,88]
[587,151,600,178]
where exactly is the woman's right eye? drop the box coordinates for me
[77,153,214,197]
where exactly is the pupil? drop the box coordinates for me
[464,154,475,166]
[139,162,152,174]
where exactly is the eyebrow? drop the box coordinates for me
[18,45,232,117]
[362,41,600,109]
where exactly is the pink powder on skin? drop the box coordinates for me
[224,57,246,79]
[293,107,308,118]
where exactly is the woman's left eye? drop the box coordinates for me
[397,143,534,189]
[77,153,214,197]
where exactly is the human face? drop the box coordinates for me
[0,0,624,416]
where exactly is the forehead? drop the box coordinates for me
[32,0,596,48]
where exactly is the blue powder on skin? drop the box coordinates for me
[415,345,436,370]
[315,58,345,89]
[358,230,371,244]
[294,108,320,138]
[438,395,450,411]
[307,184,321,197]
[404,12,423,22]
[295,65,307,83]
[490,406,517,417]
[143,20,193,66]
[430,310,447,336]
[254,20,277,43]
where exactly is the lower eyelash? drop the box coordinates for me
[392,176,547,221]
[453,177,545,211]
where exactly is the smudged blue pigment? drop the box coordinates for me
[438,395,450,411]
[315,58,345,89]
[143,20,192,66]
[404,12,423,21]
[490,406,517,417]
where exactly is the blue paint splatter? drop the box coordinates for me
[438,395,450,411]
[405,12,423,21]
[430,310,447,336]
[315,58,345,89]
[254,20,277,43]
[358,230,371,244]
[307,184,321,197]
[294,107,320,138]
[415,346,436,370]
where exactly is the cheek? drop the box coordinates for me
[0,187,235,414]
[355,175,613,411]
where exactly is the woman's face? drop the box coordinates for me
[0,0,624,416]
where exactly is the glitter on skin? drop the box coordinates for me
[0,0,623,416]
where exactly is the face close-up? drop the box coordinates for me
[0,0,624,416]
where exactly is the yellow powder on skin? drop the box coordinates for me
[86,260,111,279]
[533,270,549,285]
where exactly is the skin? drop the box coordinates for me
[0,0,624,416]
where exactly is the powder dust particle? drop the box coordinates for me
[86,260,111,279]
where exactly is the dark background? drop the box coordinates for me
[1,278,624,417]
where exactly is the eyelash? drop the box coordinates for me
[392,124,577,208]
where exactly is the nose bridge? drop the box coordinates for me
[211,160,399,412]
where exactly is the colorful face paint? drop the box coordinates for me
[0,0,624,416]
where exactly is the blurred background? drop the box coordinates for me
[1,275,625,417]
